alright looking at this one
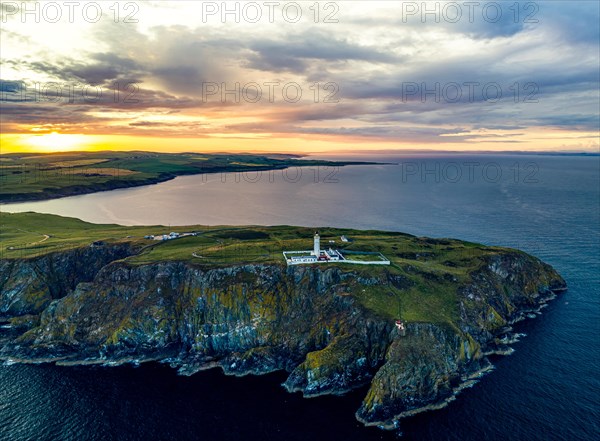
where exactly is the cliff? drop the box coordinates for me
[0,238,566,429]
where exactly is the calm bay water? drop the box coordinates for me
[1,154,599,440]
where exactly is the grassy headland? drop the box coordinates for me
[1,212,516,326]
[0,151,374,202]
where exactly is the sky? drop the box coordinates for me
[1,0,599,154]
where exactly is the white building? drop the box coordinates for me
[283,232,389,266]
[290,255,318,264]
[324,248,341,261]
[312,232,320,256]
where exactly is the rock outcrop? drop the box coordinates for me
[0,244,566,429]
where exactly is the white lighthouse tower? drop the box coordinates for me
[313,232,320,257]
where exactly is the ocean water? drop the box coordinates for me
[1,154,599,440]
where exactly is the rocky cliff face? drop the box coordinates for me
[0,244,135,317]
[0,245,566,429]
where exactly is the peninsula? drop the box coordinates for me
[0,212,566,429]
[0,151,373,203]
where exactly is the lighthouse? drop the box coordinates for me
[313,232,320,257]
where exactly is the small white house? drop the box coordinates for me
[325,248,341,261]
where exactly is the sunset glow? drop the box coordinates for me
[19,133,90,152]
[1,1,598,154]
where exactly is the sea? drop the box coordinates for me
[1,154,599,441]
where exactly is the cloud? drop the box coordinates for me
[246,29,398,73]
[0,1,598,147]
[0,80,22,94]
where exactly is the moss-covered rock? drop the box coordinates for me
[0,244,134,317]
[0,240,566,430]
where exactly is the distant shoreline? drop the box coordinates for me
[0,151,381,204]
[306,150,600,158]
[0,165,329,204]
[0,163,387,205]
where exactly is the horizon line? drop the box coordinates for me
[2,148,599,157]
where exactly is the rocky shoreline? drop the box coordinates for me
[359,287,565,429]
[0,243,566,429]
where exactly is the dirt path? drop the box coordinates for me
[16,229,50,246]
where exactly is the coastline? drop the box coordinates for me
[0,287,562,430]
[0,162,381,204]
[355,286,565,429]
[0,213,568,430]
[0,150,385,204]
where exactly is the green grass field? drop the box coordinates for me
[0,212,513,326]
[0,151,370,202]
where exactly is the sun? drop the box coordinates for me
[24,132,89,152]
